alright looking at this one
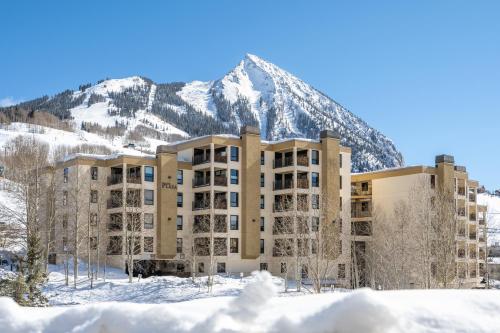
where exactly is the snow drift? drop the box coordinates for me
[1,271,500,333]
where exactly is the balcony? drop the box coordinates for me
[214,200,227,210]
[469,251,477,259]
[273,202,293,212]
[469,194,476,202]
[469,233,477,241]
[458,228,466,237]
[457,249,466,258]
[352,210,372,218]
[457,208,466,217]
[107,175,123,186]
[297,179,309,189]
[273,180,293,191]
[214,154,227,163]
[469,213,476,221]
[479,219,485,226]
[479,235,485,243]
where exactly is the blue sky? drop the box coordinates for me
[1,1,499,189]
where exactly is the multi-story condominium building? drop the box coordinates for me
[350,154,487,288]
[48,126,352,286]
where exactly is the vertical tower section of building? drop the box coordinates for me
[240,126,261,259]
[320,130,341,225]
[435,154,455,196]
[156,145,179,259]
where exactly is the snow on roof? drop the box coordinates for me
[60,152,155,163]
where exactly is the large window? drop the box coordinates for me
[107,236,122,255]
[260,217,265,232]
[260,239,265,254]
[230,215,239,230]
[144,190,154,205]
[217,262,226,273]
[176,216,183,230]
[260,151,265,165]
[312,217,319,232]
[230,146,239,162]
[108,213,123,231]
[312,150,319,165]
[230,192,239,207]
[177,170,183,185]
[312,172,320,187]
[230,238,239,253]
[144,213,154,229]
[144,237,154,253]
[144,166,154,182]
[230,169,239,185]
[260,195,265,209]
[177,192,183,207]
[91,167,98,180]
[312,194,320,209]
[260,173,265,187]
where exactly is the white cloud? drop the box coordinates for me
[0,97,21,107]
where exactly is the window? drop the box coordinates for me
[144,166,154,182]
[338,263,346,279]
[198,262,205,273]
[260,195,265,209]
[90,213,98,226]
[361,182,369,192]
[230,192,239,207]
[430,175,436,189]
[62,214,68,229]
[340,197,342,211]
[63,168,68,183]
[312,172,319,187]
[339,154,342,168]
[176,216,183,230]
[107,236,122,255]
[312,150,319,165]
[260,173,265,187]
[144,190,154,205]
[260,151,265,165]
[62,191,68,206]
[177,170,183,185]
[339,176,342,189]
[260,217,265,232]
[312,194,320,209]
[90,237,97,250]
[338,240,342,254]
[230,146,239,162]
[108,213,123,231]
[260,239,265,254]
[144,237,154,253]
[90,190,98,203]
[260,263,268,271]
[281,262,287,274]
[230,215,239,230]
[230,238,239,253]
[177,192,183,207]
[230,169,239,185]
[312,217,319,232]
[361,201,369,212]
[217,262,226,273]
[176,238,183,253]
[91,167,98,180]
[144,213,154,229]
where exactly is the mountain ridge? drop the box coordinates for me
[0,54,404,172]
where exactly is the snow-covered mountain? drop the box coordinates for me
[0,54,403,171]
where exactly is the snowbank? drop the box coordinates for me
[1,271,500,333]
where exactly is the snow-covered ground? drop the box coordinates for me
[1,268,500,333]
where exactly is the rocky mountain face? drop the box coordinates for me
[0,54,403,171]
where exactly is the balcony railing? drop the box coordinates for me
[469,233,477,241]
[214,176,227,186]
[107,175,123,186]
[273,157,294,168]
[297,179,309,189]
[107,199,122,209]
[273,180,293,190]
[297,155,309,167]
[273,203,293,212]
[352,210,372,218]
[214,155,227,163]
[214,200,227,210]
[193,178,210,187]
[127,176,142,184]
[192,200,210,211]
[193,155,210,165]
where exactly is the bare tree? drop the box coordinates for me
[124,186,142,283]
